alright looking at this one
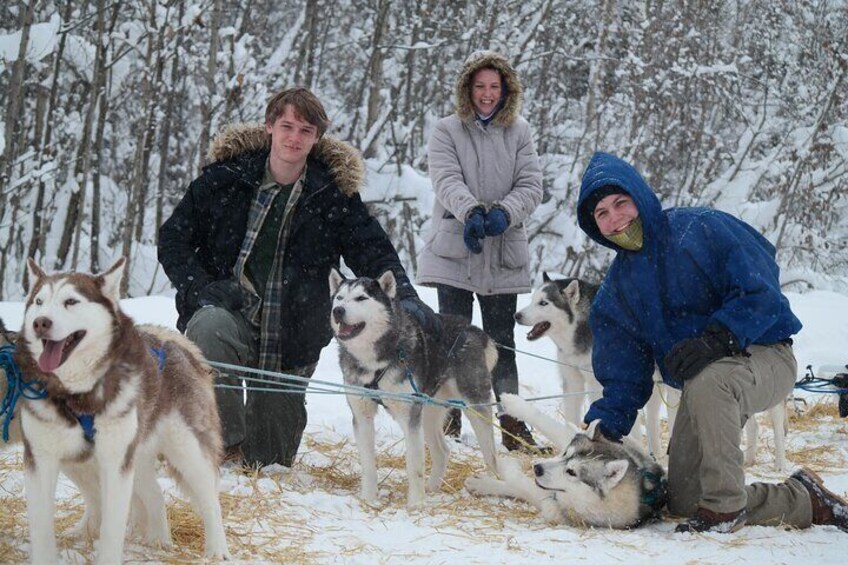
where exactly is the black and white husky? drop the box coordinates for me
[515,274,786,469]
[16,259,229,564]
[466,394,667,529]
[329,269,499,508]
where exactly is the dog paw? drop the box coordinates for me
[426,477,443,493]
[204,547,232,561]
[464,474,502,496]
[499,394,533,420]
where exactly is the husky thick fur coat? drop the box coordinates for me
[329,270,499,508]
[15,259,229,564]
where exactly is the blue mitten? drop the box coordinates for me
[483,206,510,236]
[463,207,485,254]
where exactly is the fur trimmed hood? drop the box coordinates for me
[454,50,523,127]
[207,123,365,196]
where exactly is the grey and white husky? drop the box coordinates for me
[329,269,499,508]
[466,394,667,529]
[16,258,229,564]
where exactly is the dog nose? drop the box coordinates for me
[533,463,544,477]
[514,312,523,322]
[33,316,52,338]
[332,306,346,323]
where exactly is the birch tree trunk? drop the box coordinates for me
[197,0,222,169]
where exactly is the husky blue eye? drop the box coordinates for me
[35,298,42,305]
[65,298,78,307]
[539,300,548,306]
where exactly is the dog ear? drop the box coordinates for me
[602,459,630,489]
[563,279,581,305]
[329,268,344,296]
[584,419,602,440]
[100,257,126,303]
[27,257,46,283]
[542,271,552,283]
[378,270,397,299]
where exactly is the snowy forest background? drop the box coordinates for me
[0,0,846,301]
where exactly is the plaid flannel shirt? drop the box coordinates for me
[233,161,307,373]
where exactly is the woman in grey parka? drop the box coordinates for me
[418,50,544,451]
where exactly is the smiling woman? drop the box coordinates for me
[417,50,544,451]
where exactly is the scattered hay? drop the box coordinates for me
[0,496,27,565]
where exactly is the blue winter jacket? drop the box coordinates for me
[577,152,802,439]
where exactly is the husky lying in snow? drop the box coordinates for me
[15,258,229,564]
[466,394,667,528]
[515,273,787,470]
[329,269,499,508]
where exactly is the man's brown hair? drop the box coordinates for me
[265,87,330,137]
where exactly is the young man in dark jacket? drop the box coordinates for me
[576,152,848,533]
[158,87,438,468]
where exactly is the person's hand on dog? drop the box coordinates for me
[463,206,486,254]
[400,296,442,339]
[664,323,741,382]
[483,206,510,236]
[197,279,244,311]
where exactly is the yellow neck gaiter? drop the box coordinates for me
[604,217,643,251]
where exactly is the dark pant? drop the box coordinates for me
[436,285,518,399]
[667,342,812,527]
[185,306,316,467]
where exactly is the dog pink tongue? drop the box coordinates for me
[38,340,65,373]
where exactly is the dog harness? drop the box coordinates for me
[74,345,168,443]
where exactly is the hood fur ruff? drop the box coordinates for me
[207,123,365,196]
[455,50,523,127]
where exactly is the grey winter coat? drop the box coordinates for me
[417,51,543,294]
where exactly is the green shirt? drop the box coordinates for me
[246,164,294,299]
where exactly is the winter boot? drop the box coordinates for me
[792,467,848,532]
[499,414,551,454]
[443,407,462,439]
[675,507,747,533]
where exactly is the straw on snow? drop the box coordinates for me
[0,400,845,563]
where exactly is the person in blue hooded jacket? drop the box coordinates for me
[576,152,848,534]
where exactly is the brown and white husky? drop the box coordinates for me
[15,258,229,564]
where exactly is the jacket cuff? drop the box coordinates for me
[490,203,512,225]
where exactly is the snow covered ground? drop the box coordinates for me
[1,286,847,564]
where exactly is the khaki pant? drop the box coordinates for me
[186,306,316,467]
[667,342,813,527]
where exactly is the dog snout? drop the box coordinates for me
[332,306,346,323]
[33,316,52,338]
[514,312,523,322]
[533,463,545,477]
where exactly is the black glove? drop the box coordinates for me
[483,206,510,236]
[664,323,741,382]
[463,207,485,254]
[399,296,442,339]
[197,279,244,311]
